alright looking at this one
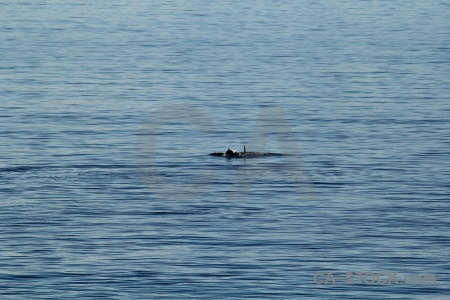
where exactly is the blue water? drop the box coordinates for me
[1,1,449,299]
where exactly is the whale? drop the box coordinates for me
[209,145,280,158]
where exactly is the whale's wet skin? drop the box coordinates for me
[209,146,282,158]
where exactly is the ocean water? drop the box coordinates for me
[1,0,449,299]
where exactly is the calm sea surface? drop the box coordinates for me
[1,0,449,299]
